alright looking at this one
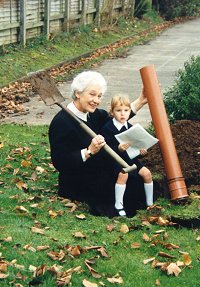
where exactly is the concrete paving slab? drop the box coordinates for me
[2,17,200,127]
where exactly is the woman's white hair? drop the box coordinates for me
[71,71,107,100]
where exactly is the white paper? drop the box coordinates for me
[115,123,159,159]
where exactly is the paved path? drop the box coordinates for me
[2,17,200,127]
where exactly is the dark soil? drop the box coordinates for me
[141,120,200,196]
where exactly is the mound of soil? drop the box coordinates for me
[141,120,200,194]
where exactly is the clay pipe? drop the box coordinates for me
[140,64,188,201]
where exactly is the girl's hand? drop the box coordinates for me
[119,143,130,152]
[140,148,147,156]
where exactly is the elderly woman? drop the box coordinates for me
[49,71,147,217]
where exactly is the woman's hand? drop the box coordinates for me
[119,142,130,152]
[88,135,106,155]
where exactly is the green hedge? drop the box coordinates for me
[164,56,200,121]
[152,0,200,20]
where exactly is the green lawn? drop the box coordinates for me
[0,124,199,286]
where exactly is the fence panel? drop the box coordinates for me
[0,0,128,46]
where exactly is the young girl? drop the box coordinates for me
[101,94,153,216]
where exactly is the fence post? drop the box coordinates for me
[95,0,101,27]
[64,0,70,32]
[81,0,87,26]
[130,0,135,17]
[44,0,50,39]
[20,0,26,46]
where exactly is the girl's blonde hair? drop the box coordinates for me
[110,93,131,113]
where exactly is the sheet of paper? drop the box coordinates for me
[115,123,159,159]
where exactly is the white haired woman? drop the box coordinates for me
[49,71,147,217]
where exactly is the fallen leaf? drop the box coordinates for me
[131,242,141,249]
[76,214,86,220]
[119,224,129,233]
[82,279,98,287]
[0,273,9,279]
[143,257,156,264]
[182,253,192,266]
[73,231,86,238]
[158,251,176,259]
[31,227,45,235]
[106,224,115,232]
[15,206,29,213]
[167,263,181,277]
[21,159,31,167]
[23,244,36,252]
[0,262,7,272]
[107,275,123,284]
[155,279,161,286]
[36,245,50,251]
[157,217,169,226]
[85,260,101,278]
[142,233,150,242]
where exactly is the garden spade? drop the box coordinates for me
[28,71,137,173]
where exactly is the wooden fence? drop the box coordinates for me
[0,0,135,46]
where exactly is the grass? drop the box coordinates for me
[0,124,199,286]
[0,11,165,87]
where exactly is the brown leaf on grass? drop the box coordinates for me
[164,243,180,250]
[73,231,86,239]
[143,257,156,265]
[23,244,36,252]
[182,253,192,266]
[36,245,50,251]
[82,279,98,287]
[67,245,81,257]
[131,242,141,249]
[13,168,19,175]
[57,275,71,286]
[155,279,161,286]
[106,224,115,232]
[85,260,101,278]
[142,233,151,242]
[158,251,176,259]
[47,250,65,261]
[119,224,129,233]
[15,206,29,213]
[107,274,123,284]
[49,210,64,218]
[196,236,200,241]
[0,142,4,149]
[31,227,45,235]
[2,236,12,242]
[0,262,7,272]
[76,214,86,220]
[21,159,31,167]
[97,247,109,257]
[64,202,77,212]
[157,217,170,226]
[15,180,28,191]
[35,166,46,174]
[166,263,181,277]
[0,273,9,279]
[33,264,46,277]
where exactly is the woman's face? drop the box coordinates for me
[75,85,103,113]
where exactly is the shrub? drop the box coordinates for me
[155,0,200,20]
[134,0,152,18]
[164,56,200,121]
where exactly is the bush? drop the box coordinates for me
[134,0,152,18]
[154,0,200,20]
[164,56,200,121]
